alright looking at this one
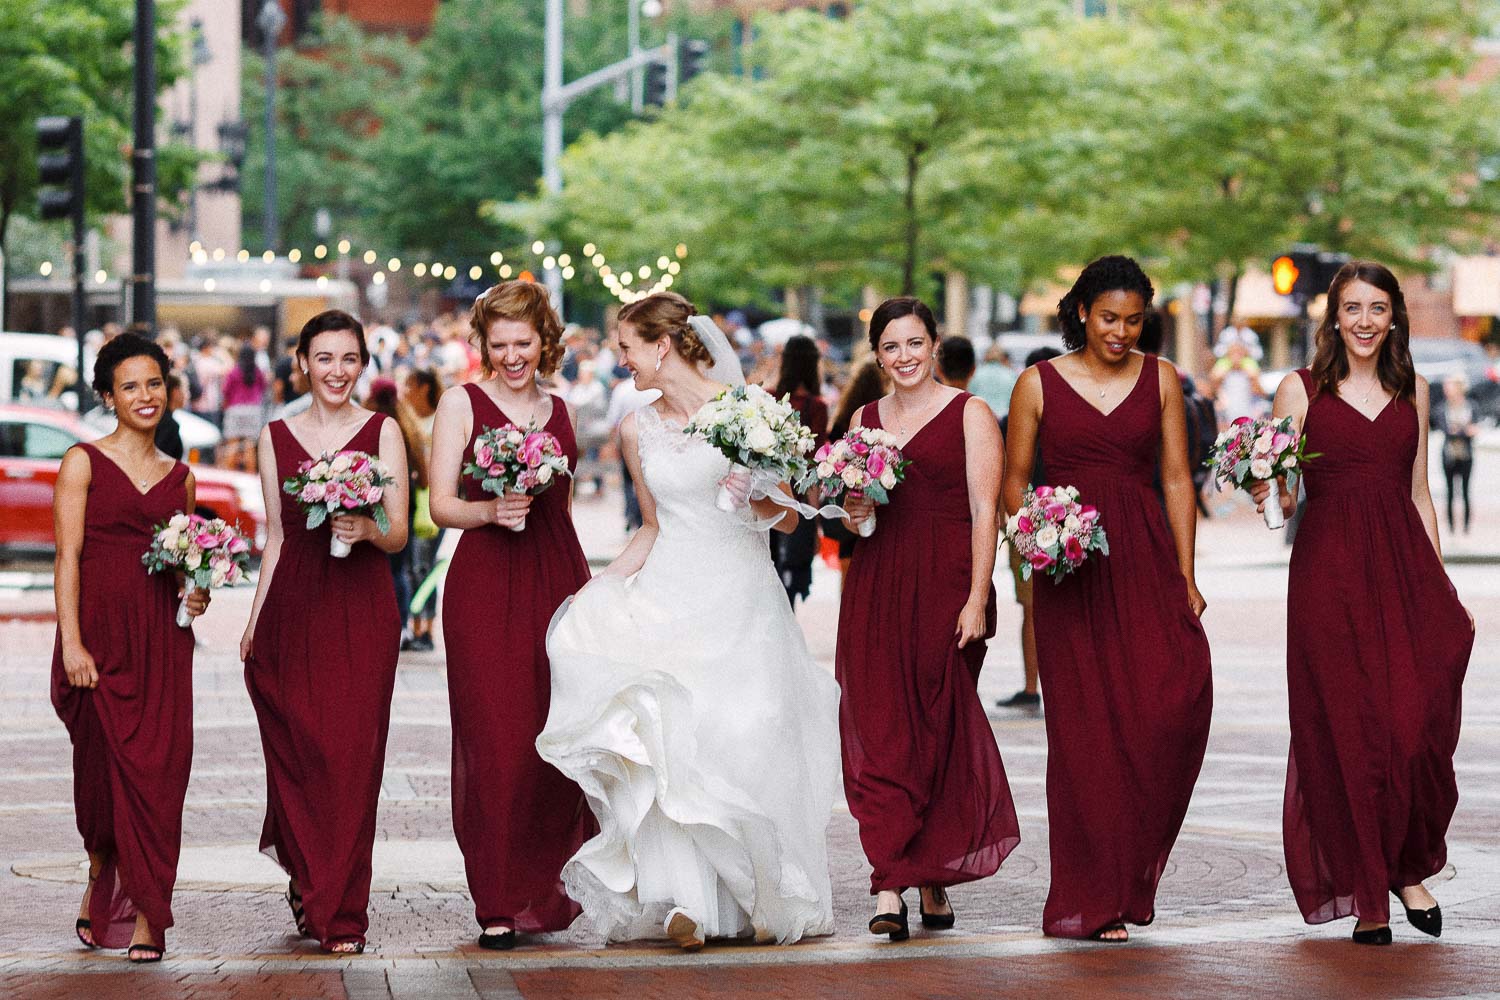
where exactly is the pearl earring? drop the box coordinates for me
[654,354,663,373]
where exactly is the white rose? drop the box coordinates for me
[210,567,228,588]
[309,461,330,480]
[1249,458,1273,480]
[1284,455,1298,468]
[1005,512,1021,536]
[330,454,353,474]
[160,528,180,548]
[1254,431,1275,452]
[1064,514,1082,533]
[1035,525,1060,550]
[745,424,777,453]
[185,550,203,570]
[537,464,554,484]
[879,469,897,490]
[841,466,864,488]
[1061,485,1080,502]
[817,461,835,478]
[168,513,191,530]
[506,430,524,445]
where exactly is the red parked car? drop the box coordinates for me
[0,404,266,559]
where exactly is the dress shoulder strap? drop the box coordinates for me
[1296,367,1316,398]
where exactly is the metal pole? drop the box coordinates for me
[629,0,642,113]
[258,1,287,252]
[71,123,90,411]
[130,0,157,338]
[542,0,564,310]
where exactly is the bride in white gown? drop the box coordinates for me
[537,292,840,949]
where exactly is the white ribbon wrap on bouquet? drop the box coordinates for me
[175,595,193,628]
[856,511,876,537]
[330,535,353,558]
[1262,477,1285,530]
[719,464,856,534]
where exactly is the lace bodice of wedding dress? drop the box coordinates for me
[537,404,841,945]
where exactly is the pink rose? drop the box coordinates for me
[1028,551,1055,570]
[1271,432,1292,453]
[851,441,870,455]
[867,452,887,477]
[367,486,383,503]
[195,531,223,549]
[341,495,360,509]
[1044,502,1068,522]
[229,536,250,554]
[300,482,326,504]
[474,443,494,467]
[489,465,503,476]
[1035,485,1054,499]
[814,443,832,462]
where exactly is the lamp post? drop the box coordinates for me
[130,0,158,338]
[257,0,288,252]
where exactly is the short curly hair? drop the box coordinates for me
[469,280,565,378]
[92,333,169,398]
[1057,255,1155,351]
[616,292,713,367]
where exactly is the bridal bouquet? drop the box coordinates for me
[1206,415,1316,530]
[797,427,910,538]
[282,450,394,556]
[463,423,571,531]
[1005,485,1108,582]
[142,513,252,627]
[685,384,817,512]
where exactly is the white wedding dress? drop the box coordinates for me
[537,404,841,945]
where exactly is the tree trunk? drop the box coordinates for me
[1223,264,1242,335]
[900,144,924,296]
[0,198,11,333]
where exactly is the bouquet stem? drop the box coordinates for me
[856,511,877,538]
[330,535,353,558]
[1262,478,1285,530]
[175,595,193,629]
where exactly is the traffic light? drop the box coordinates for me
[644,61,669,108]
[36,116,84,221]
[679,39,710,85]
[1270,247,1349,303]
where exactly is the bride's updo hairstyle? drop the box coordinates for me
[469,280,565,378]
[616,292,714,367]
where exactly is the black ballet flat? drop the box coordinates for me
[919,888,956,930]
[869,900,909,941]
[478,928,517,951]
[1352,925,1393,946]
[1090,922,1129,942]
[126,943,164,963]
[1392,890,1442,938]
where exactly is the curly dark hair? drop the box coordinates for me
[1057,255,1155,351]
[92,333,169,398]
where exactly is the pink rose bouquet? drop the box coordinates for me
[796,426,910,537]
[282,450,395,557]
[142,512,252,627]
[1004,485,1108,582]
[1206,415,1317,530]
[462,423,571,531]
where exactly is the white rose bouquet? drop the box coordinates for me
[1206,415,1317,529]
[685,383,817,513]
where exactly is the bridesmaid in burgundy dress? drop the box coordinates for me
[240,310,408,954]
[1004,256,1212,942]
[52,334,210,962]
[429,281,594,950]
[1254,262,1473,945]
[837,297,1020,941]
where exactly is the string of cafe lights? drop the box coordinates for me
[35,238,688,305]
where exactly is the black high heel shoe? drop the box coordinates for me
[1352,924,1393,946]
[919,887,956,930]
[869,900,910,942]
[1392,889,1442,938]
[286,881,310,938]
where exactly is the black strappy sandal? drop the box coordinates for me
[1091,922,1129,942]
[127,943,164,963]
[75,872,98,948]
[286,881,310,937]
[919,887,956,930]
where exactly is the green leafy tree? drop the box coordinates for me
[0,0,194,301]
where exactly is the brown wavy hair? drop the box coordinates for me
[616,292,713,366]
[468,280,565,378]
[1309,260,1415,402]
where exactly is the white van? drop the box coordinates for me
[0,331,222,454]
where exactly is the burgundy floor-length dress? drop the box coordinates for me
[1032,356,1213,938]
[1283,369,1472,926]
[51,444,195,949]
[442,384,595,933]
[837,393,1020,893]
[245,414,401,948]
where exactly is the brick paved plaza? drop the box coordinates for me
[1,478,1497,999]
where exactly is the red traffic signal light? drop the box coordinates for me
[1271,255,1299,296]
